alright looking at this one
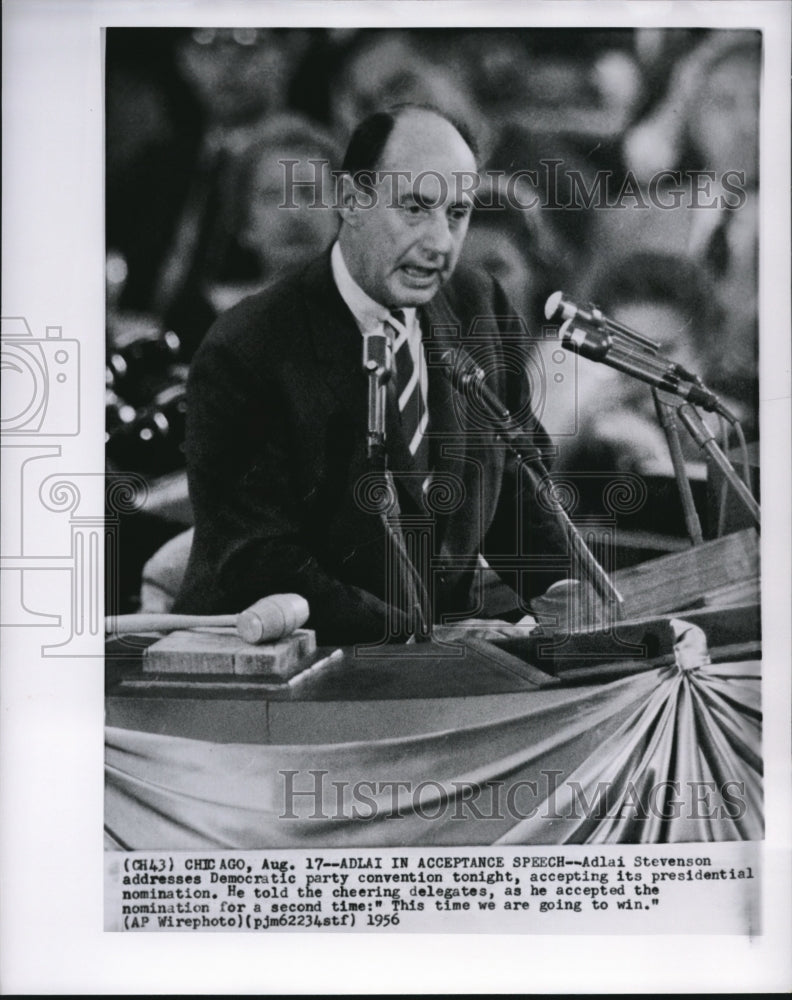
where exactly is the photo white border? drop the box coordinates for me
[2,0,790,993]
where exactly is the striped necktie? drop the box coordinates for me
[386,310,429,469]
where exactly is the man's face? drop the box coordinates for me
[340,111,478,308]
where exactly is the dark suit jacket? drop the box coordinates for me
[174,252,569,643]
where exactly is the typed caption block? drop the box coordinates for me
[106,843,759,934]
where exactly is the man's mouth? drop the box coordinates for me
[401,264,440,281]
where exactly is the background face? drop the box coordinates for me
[176,28,293,126]
[242,147,339,271]
[690,51,760,185]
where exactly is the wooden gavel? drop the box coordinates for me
[105,594,310,645]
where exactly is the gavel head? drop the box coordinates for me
[236,593,310,644]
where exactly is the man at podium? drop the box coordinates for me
[174,104,573,644]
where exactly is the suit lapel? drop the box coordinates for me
[301,253,367,417]
[419,289,504,561]
[420,290,479,487]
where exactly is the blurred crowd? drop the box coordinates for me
[106,26,760,491]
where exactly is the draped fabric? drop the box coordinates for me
[105,660,761,849]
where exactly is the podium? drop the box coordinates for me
[613,527,759,619]
[105,527,762,847]
[106,529,760,740]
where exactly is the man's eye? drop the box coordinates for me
[449,207,470,223]
[403,202,425,215]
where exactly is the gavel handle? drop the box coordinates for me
[106,613,237,634]
[107,594,310,644]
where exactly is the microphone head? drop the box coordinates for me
[362,331,392,378]
[560,319,612,360]
[558,317,575,343]
[544,291,564,321]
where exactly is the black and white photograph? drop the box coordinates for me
[104,23,763,847]
[2,0,790,994]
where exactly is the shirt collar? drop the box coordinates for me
[331,241,416,335]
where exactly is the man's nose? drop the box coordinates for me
[420,211,453,258]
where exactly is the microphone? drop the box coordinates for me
[362,331,392,459]
[559,320,733,418]
[437,351,623,609]
[545,290,660,354]
[362,330,392,380]
[546,292,735,420]
[438,349,549,464]
[438,350,514,422]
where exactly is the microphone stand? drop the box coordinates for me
[653,389,760,535]
[676,403,761,528]
[363,333,431,640]
[652,389,705,546]
[449,362,623,616]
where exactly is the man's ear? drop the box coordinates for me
[338,173,365,228]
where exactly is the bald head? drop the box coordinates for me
[338,106,479,308]
[341,103,479,177]
[382,107,477,177]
